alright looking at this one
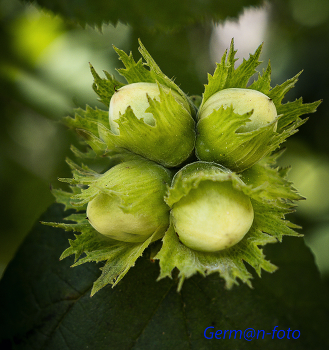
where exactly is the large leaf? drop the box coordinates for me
[23,0,265,30]
[0,203,328,349]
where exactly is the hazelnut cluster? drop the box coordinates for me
[46,40,320,294]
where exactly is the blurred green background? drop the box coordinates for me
[0,0,329,281]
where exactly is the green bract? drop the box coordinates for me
[44,39,321,295]
[86,158,172,243]
[168,162,254,252]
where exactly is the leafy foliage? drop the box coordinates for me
[201,41,263,106]
[1,204,329,349]
[22,0,265,30]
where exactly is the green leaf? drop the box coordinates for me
[276,98,321,133]
[1,203,328,349]
[79,226,166,296]
[113,46,154,84]
[156,222,276,291]
[43,209,166,296]
[241,152,304,210]
[114,40,196,117]
[268,71,303,106]
[65,108,137,162]
[201,39,263,109]
[248,60,272,94]
[196,106,279,171]
[60,158,100,187]
[230,42,263,88]
[51,187,82,211]
[53,210,167,296]
[64,106,110,156]
[22,0,265,30]
[90,64,124,108]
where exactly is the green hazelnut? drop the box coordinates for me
[86,158,172,243]
[109,82,190,134]
[103,82,196,168]
[199,88,277,132]
[195,88,279,172]
[167,162,254,253]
